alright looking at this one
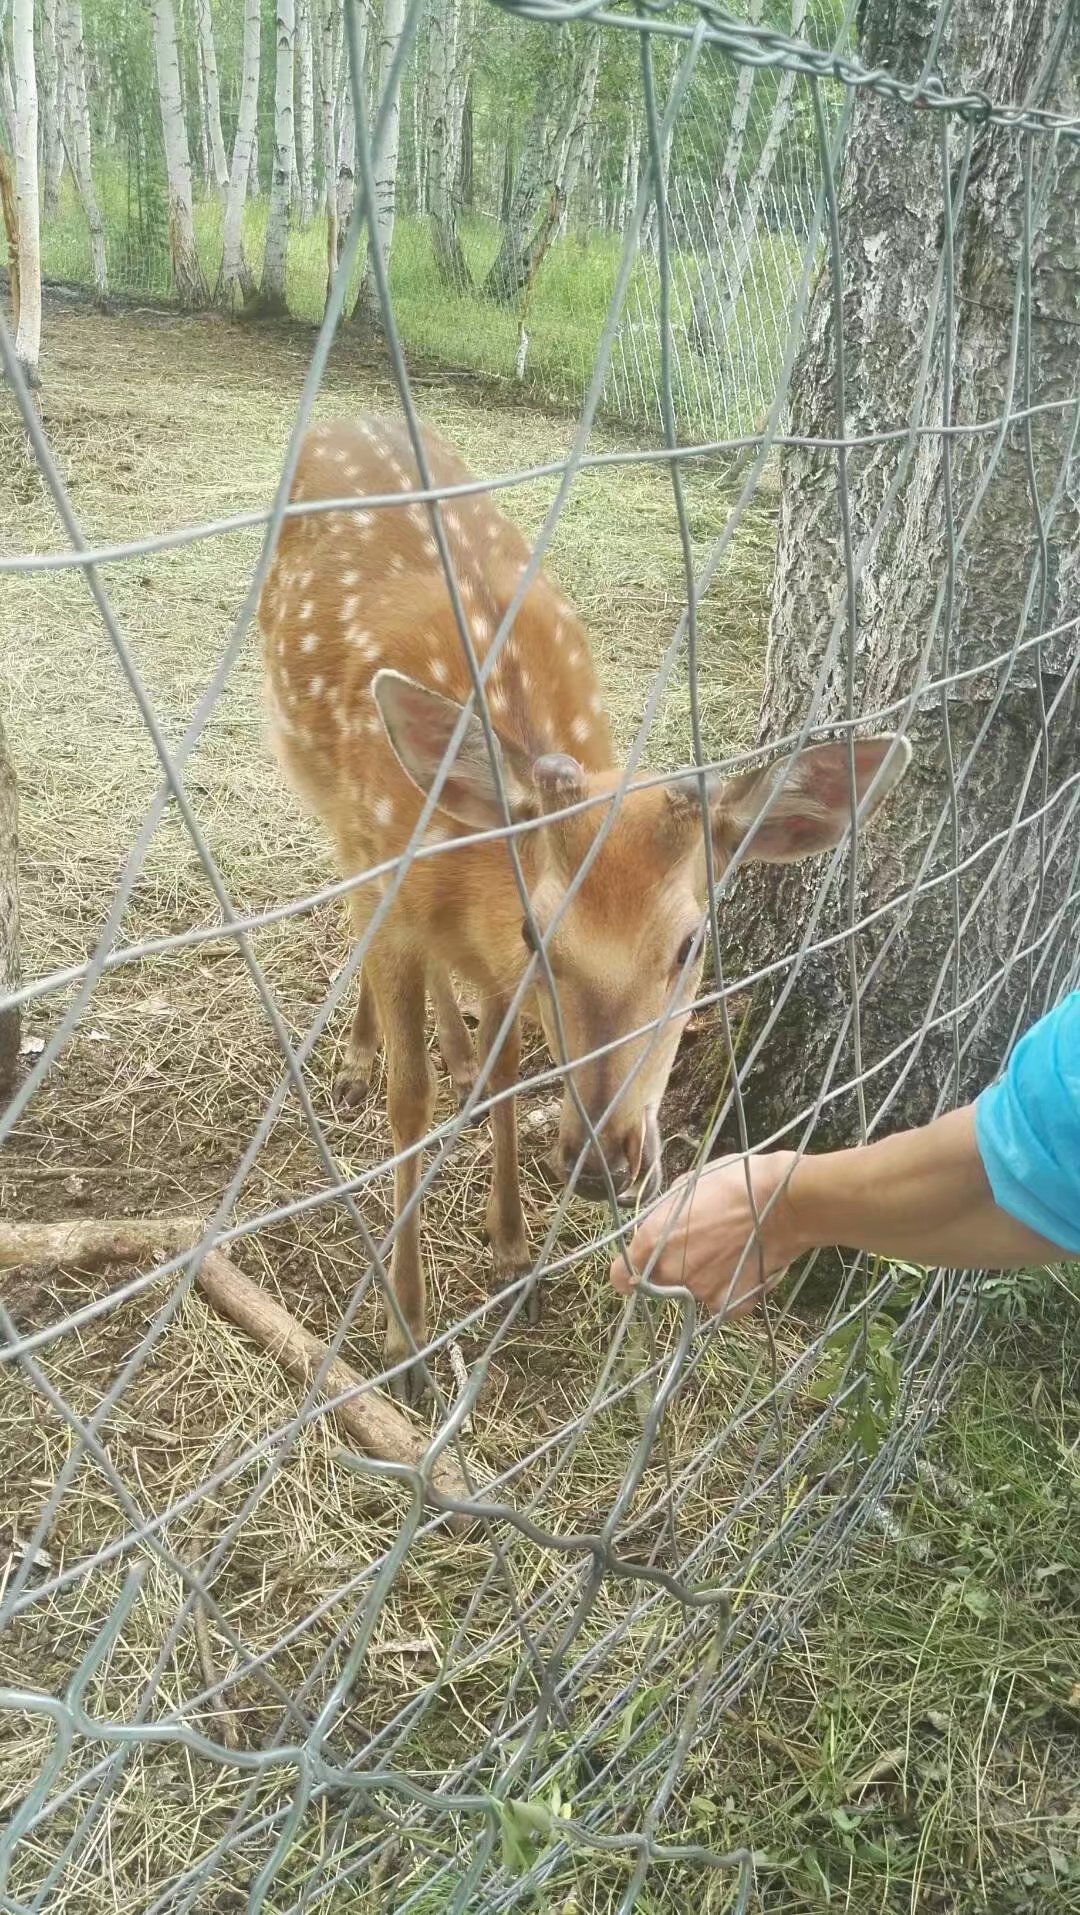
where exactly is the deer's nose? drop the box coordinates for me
[560,1138,634,1202]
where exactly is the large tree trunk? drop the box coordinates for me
[297,0,316,225]
[354,0,407,328]
[426,0,467,285]
[0,707,18,1099]
[11,0,40,378]
[195,0,229,198]
[219,0,259,307]
[150,0,206,305]
[722,0,1080,1152]
[482,27,600,305]
[38,0,63,218]
[60,0,106,300]
[260,0,296,311]
[0,0,15,154]
[551,29,600,242]
[691,0,804,359]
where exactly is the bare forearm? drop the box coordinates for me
[786,1106,1066,1270]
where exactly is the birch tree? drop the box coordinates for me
[335,61,356,264]
[150,0,206,305]
[427,0,466,284]
[60,0,106,300]
[11,0,40,378]
[355,0,408,326]
[220,0,260,307]
[483,27,600,304]
[0,708,19,1101]
[692,0,806,355]
[724,0,1080,1146]
[297,0,316,225]
[195,0,229,198]
[39,0,63,218]
[260,0,296,312]
[316,0,341,284]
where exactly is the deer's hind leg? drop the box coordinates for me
[430,965,478,1115]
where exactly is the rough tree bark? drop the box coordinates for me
[11,0,40,377]
[219,0,260,307]
[692,0,804,356]
[60,0,106,300]
[552,29,600,242]
[334,41,356,267]
[427,0,467,285]
[297,0,316,225]
[355,0,407,328]
[39,0,63,217]
[0,0,15,154]
[260,0,296,312]
[0,707,19,1100]
[195,0,229,198]
[150,0,206,305]
[722,0,1080,1149]
[483,27,600,305]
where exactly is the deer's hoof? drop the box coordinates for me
[334,1066,372,1111]
[386,1357,429,1409]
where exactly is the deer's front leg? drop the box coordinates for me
[334,966,380,1109]
[477,998,537,1322]
[371,949,436,1403]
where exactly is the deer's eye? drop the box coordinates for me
[675,933,696,972]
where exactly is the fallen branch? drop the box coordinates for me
[0,1216,469,1510]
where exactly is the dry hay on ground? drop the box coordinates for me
[0,297,811,1912]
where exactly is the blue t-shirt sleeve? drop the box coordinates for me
[974,992,1080,1255]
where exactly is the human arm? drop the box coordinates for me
[610,993,1080,1319]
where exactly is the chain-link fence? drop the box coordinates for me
[31,0,827,443]
[2,0,1079,1910]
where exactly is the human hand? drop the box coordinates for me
[609,1150,803,1320]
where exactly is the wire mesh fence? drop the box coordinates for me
[1,0,1079,1910]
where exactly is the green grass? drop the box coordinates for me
[39,170,803,442]
[619,1273,1080,1914]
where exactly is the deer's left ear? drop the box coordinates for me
[665,734,912,864]
[708,734,912,863]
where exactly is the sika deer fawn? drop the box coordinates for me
[260,416,911,1399]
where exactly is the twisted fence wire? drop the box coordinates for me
[2,0,1080,1909]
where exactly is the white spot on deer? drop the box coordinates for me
[423,823,449,847]
[570,715,592,746]
[389,554,405,575]
[472,614,491,642]
[341,569,360,587]
[566,646,584,667]
[430,658,450,686]
[298,570,314,590]
[309,675,325,697]
[421,534,438,558]
[301,631,320,654]
[345,624,373,650]
[342,595,360,621]
[588,691,603,715]
[353,510,373,530]
[374,795,394,826]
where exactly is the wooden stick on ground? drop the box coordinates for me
[0,1217,469,1509]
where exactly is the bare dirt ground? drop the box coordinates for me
[0,296,789,1912]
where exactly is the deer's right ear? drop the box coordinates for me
[372,670,537,832]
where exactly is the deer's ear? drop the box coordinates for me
[372,670,537,831]
[709,734,912,863]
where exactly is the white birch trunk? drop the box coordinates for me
[427,0,466,282]
[150,0,205,304]
[11,0,40,376]
[355,0,407,325]
[195,0,229,198]
[692,0,804,352]
[316,0,339,288]
[220,0,259,306]
[261,0,296,309]
[39,0,63,217]
[297,0,315,225]
[60,0,106,298]
[333,3,364,263]
[0,0,15,155]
